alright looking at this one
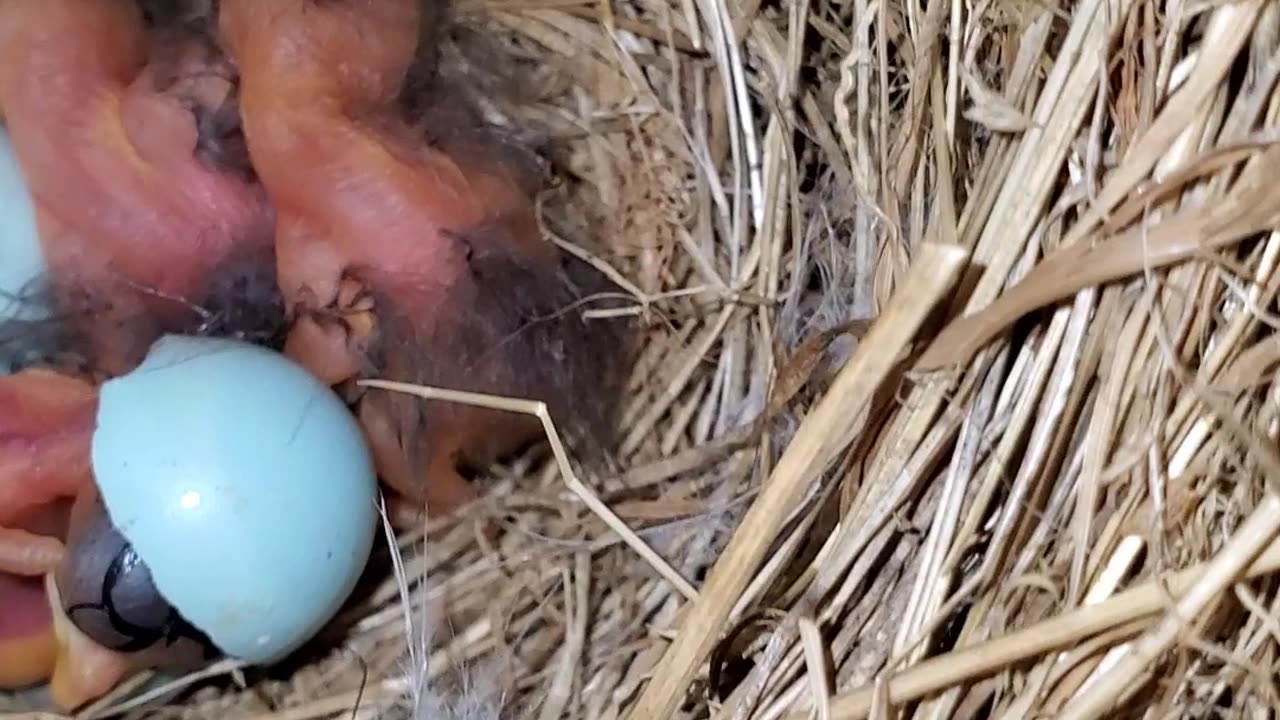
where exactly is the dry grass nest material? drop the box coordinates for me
[8,0,1280,717]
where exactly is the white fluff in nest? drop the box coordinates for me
[409,669,502,720]
[379,502,504,720]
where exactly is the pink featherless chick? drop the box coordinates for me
[0,0,279,709]
[219,0,631,521]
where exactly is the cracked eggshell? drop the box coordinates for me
[0,125,49,372]
[91,334,379,664]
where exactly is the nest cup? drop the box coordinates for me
[6,0,1280,718]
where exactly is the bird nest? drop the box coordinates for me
[9,0,1280,718]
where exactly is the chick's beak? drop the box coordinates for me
[45,574,134,711]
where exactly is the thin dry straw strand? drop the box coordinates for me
[1057,492,1280,720]
[622,242,969,720]
[787,533,1280,720]
[355,379,699,603]
[799,616,833,720]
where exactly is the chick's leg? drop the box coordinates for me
[0,529,65,576]
[0,369,97,576]
[0,370,96,693]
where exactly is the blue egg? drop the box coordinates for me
[91,334,379,664]
[0,124,49,373]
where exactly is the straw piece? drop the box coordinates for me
[357,379,700,602]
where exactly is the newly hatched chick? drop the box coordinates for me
[0,0,280,707]
[220,0,630,517]
[0,0,278,379]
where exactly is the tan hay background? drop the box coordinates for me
[7,0,1280,717]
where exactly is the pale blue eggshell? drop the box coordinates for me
[91,334,379,664]
[0,125,49,373]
